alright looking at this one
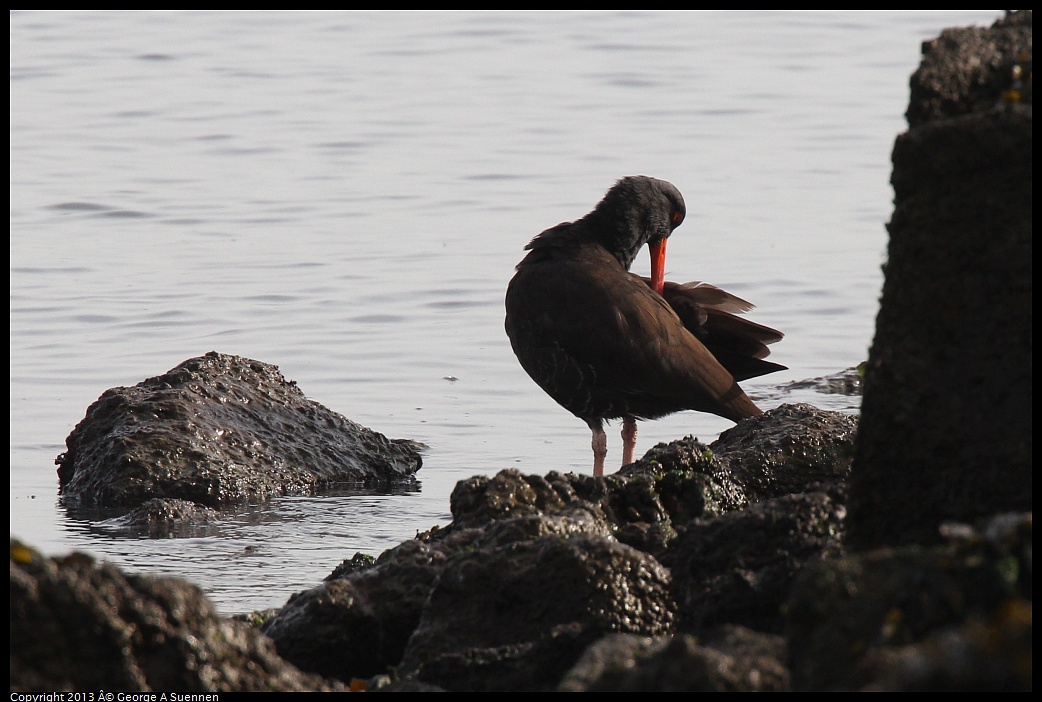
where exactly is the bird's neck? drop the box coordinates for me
[578,210,647,271]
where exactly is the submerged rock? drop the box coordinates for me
[780,365,864,396]
[56,352,425,508]
[92,497,221,538]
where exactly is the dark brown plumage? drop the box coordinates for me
[504,176,785,475]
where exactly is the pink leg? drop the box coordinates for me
[588,420,607,477]
[621,417,638,466]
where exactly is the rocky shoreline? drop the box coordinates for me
[10,11,1031,692]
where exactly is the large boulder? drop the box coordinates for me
[847,10,1032,550]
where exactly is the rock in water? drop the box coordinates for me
[56,352,424,507]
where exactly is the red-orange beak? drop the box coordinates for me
[649,238,667,296]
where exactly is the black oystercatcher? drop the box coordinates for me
[504,176,785,476]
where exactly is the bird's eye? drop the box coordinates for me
[671,210,684,226]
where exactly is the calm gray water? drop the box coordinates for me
[10,10,1002,614]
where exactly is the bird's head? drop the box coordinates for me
[592,175,686,293]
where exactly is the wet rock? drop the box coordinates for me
[395,531,674,691]
[92,497,221,537]
[781,365,864,396]
[441,403,852,559]
[261,536,450,681]
[848,10,1032,550]
[447,467,580,529]
[558,626,789,692]
[261,405,852,691]
[710,403,857,502]
[9,539,345,692]
[906,10,1032,126]
[56,352,424,508]
[786,512,1031,691]
[325,551,377,579]
[446,464,702,560]
[623,436,748,522]
[665,488,846,634]
[263,507,619,683]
